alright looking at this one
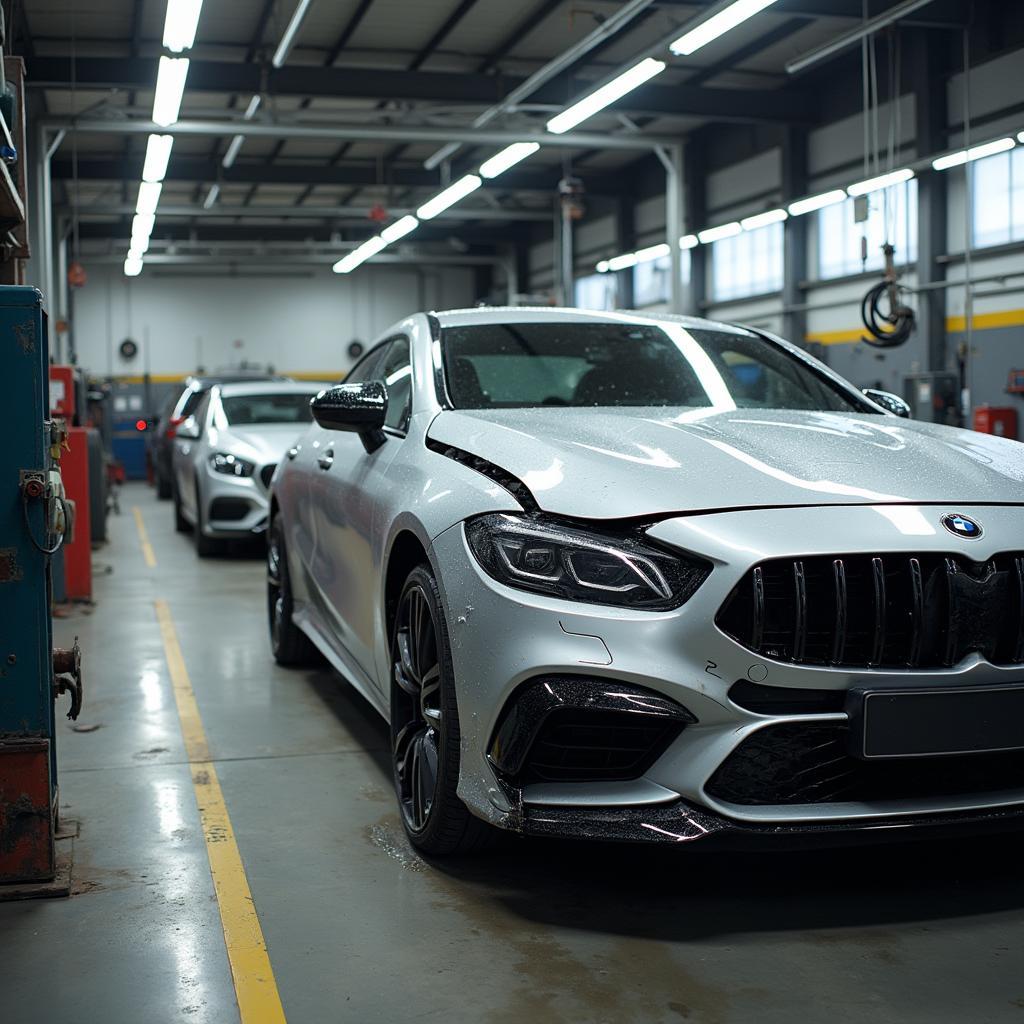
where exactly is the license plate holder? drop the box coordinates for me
[847,683,1024,760]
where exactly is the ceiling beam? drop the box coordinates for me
[28,57,815,123]
[60,202,551,222]
[51,156,621,194]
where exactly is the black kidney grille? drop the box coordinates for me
[716,553,1024,669]
[706,722,1024,806]
[259,463,277,489]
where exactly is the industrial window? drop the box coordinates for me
[971,146,1024,248]
[711,222,784,301]
[632,251,691,307]
[817,179,918,279]
[574,273,618,310]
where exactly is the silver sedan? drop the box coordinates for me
[172,380,325,555]
[268,307,1024,855]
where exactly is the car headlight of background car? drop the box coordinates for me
[209,452,255,477]
[466,513,709,609]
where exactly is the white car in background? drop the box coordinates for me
[172,380,326,555]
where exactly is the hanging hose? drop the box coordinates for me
[861,243,915,347]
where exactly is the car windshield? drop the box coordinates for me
[441,321,867,413]
[220,393,315,426]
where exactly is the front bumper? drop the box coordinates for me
[201,465,271,537]
[431,503,1024,843]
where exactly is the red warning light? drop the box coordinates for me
[135,419,147,431]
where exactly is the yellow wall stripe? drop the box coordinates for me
[132,506,157,568]
[155,599,287,1024]
[807,307,1024,346]
[108,371,343,385]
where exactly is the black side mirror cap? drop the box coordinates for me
[862,388,911,418]
[311,381,388,451]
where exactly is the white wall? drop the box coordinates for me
[73,263,475,378]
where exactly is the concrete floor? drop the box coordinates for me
[4,482,1024,1023]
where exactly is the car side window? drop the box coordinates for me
[380,337,412,433]
[344,345,388,385]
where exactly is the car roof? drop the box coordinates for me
[215,380,327,398]
[430,306,756,337]
[186,372,288,389]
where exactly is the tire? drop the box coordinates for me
[193,476,221,558]
[156,467,172,500]
[390,565,495,856]
[173,480,191,533]
[267,517,319,666]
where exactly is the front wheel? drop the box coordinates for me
[390,565,495,856]
[267,517,319,666]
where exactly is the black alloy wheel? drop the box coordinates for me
[390,565,495,855]
[266,517,318,666]
[173,479,190,533]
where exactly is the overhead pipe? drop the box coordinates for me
[785,0,940,75]
[422,0,659,170]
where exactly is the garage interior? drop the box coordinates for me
[4,0,1024,1021]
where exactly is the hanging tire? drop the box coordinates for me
[390,565,495,856]
[267,517,319,666]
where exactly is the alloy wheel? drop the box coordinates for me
[267,528,284,648]
[392,585,443,833]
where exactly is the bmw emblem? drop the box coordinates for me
[940,513,983,539]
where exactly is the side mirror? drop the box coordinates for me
[863,388,911,418]
[311,381,388,452]
[176,415,201,440]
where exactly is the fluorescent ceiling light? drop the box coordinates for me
[203,183,220,209]
[698,221,741,244]
[142,134,174,183]
[163,0,203,52]
[633,242,671,264]
[416,174,482,219]
[680,234,699,249]
[131,213,155,247]
[479,142,540,179]
[380,215,418,243]
[152,56,190,127]
[670,0,780,56]
[222,134,245,169]
[243,94,262,120]
[124,255,144,277]
[741,208,788,230]
[596,260,611,273]
[1019,131,1024,144]
[932,136,1015,171]
[136,181,163,216]
[847,167,913,196]
[272,0,314,68]
[787,189,846,216]
[546,58,665,135]
[333,235,388,274]
[607,252,639,272]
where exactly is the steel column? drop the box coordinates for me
[782,125,809,348]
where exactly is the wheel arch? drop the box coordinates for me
[383,528,432,647]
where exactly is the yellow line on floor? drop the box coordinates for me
[132,506,157,567]
[155,599,287,1024]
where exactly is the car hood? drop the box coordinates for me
[427,407,1024,519]
[209,423,307,465]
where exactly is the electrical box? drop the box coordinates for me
[903,372,961,426]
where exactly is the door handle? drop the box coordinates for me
[317,449,334,470]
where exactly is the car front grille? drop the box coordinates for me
[259,463,277,489]
[705,722,1024,806]
[716,553,1024,669]
[521,708,682,783]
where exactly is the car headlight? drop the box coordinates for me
[465,513,710,610]
[209,452,255,477]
